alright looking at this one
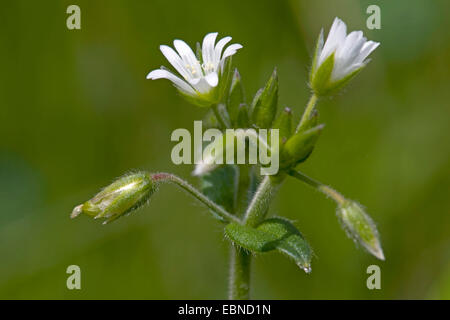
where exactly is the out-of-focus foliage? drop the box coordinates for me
[0,0,449,299]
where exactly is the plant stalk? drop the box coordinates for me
[150,172,240,223]
[244,175,283,227]
[288,170,347,205]
[296,94,318,132]
[228,245,251,300]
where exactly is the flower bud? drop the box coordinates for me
[236,103,250,128]
[309,18,380,96]
[271,107,292,146]
[337,201,384,260]
[71,172,157,224]
[280,124,324,169]
[251,68,278,128]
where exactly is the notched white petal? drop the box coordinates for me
[222,44,243,60]
[147,69,196,95]
[202,32,218,65]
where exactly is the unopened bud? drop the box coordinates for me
[251,68,278,128]
[337,201,384,260]
[71,172,157,224]
[272,107,292,146]
[280,124,324,169]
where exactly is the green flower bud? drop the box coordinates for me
[236,103,250,128]
[251,68,278,128]
[271,107,292,146]
[280,124,324,169]
[71,172,157,224]
[337,201,384,260]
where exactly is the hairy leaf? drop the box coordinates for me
[225,218,313,272]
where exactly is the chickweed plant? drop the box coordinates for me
[71,17,383,299]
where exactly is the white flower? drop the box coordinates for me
[310,17,380,95]
[147,32,242,105]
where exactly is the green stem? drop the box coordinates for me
[244,175,283,227]
[212,104,230,129]
[228,246,251,300]
[296,94,318,132]
[150,172,240,223]
[288,170,347,206]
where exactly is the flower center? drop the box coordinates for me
[185,64,198,77]
[202,62,215,73]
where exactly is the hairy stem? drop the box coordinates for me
[150,172,240,223]
[296,93,318,132]
[244,175,283,227]
[228,246,251,300]
[288,170,347,206]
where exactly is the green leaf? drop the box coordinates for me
[225,218,313,272]
[200,165,238,217]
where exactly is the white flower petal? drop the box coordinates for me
[214,36,232,65]
[173,39,202,77]
[355,41,380,64]
[202,32,218,67]
[317,17,380,82]
[205,72,218,87]
[191,77,212,94]
[147,69,196,95]
[336,31,363,59]
[222,43,243,60]
[159,45,191,80]
[319,17,347,66]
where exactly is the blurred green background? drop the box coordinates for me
[1,0,449,299]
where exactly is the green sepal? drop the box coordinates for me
[250,68,278,129]
[337,201,384,260]
[236,103,250,128]
[321,66,364,96]
[271,107,292,146]
[309,29,324,85]
[281,124,324,169]
[225,218,313,272]
[311,52,334,96]
[72,172,157,224]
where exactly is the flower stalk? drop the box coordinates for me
[296,94,318,133]
[151,172,240,224]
